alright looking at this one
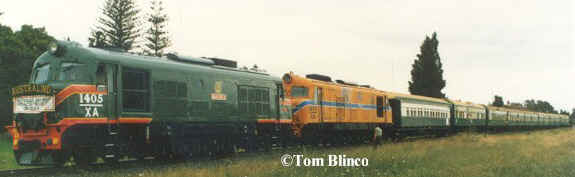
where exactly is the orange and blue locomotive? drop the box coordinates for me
[282,73,393,144]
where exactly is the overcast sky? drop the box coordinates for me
[2,0,573,111]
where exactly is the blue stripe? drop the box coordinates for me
[291,100,386,114]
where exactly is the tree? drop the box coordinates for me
[507,102,524,109]
[492,95,504,107]
[524,99,557,113]
[90,0,141,51]
[559,110,569,115]
[408,32,446,98]
[143,0,171,57]
[0,24,53,129]
[524,99,537,111]
[88,31,107,48]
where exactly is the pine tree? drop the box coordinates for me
[90,0,141,51]
[408,32,446,98]
[144,0,171,57]
[88,31,107,48]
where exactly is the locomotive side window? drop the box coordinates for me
[96,64,107,84]
[291,86,309,97]
[238,86,270,117]
[58,62,85,81]
[154,80,187,116]
[122,68,150,112]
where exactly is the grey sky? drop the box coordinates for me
[2,0,573,111]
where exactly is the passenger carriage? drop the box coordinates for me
[387,92,452,136]
[447,100,487,131]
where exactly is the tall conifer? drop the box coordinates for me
[408,32,446,98]
[89,0,141,51]
[143,0,171,57]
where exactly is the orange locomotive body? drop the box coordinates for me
[282,73,392,143]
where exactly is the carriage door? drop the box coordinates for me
[106,64,119,121]
[316,87,324,123]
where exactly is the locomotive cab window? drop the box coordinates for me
[122,68,150,112]
[291,86,309,97]
[58,62,86,81]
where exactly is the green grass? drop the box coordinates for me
[0,133,30,170]
[8,128,575,177]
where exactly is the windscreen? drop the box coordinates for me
[290,86,309,97]
[33,64,50,84]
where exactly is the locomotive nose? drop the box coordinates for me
[15,114,46,131]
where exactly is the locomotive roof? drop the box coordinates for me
[289,73,385,93]
[53,41,281,82]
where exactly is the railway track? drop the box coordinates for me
[0,167,64,177]
[0,158,184,177]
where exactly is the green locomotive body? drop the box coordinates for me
[6,41,291,165]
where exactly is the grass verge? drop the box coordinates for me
[12,128,575,177]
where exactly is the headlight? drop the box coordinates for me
[48,41,65,56]
[283,73,292,84]
[48,42,58,54]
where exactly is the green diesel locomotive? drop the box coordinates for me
[6,40,292,165]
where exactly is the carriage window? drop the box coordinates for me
[122,68,150,112]
[34,64,51,83]
[291,86,309,97]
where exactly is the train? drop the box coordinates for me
[5,40,570,166]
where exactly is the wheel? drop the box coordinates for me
[73,148,97,166]
[52,151,71,167]
[13,150,22,165]
[103,156,119,164]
